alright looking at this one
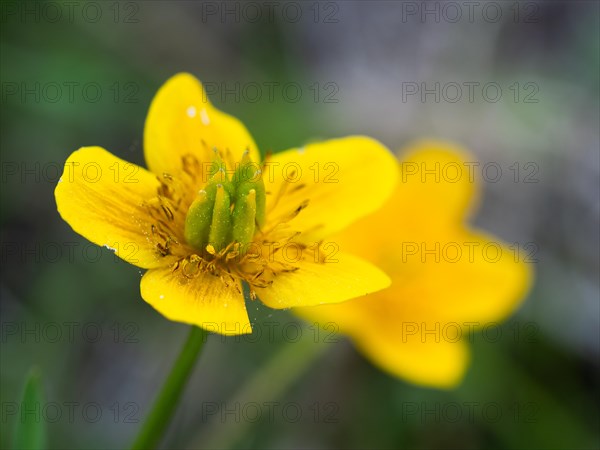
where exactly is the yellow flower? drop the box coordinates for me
[296,141,533,388]
[55,73,398,336]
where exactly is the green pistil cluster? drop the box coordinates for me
[184,151,266,255]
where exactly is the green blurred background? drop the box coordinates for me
[1,1,599,449]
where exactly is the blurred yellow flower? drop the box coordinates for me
[55,73,398,335]
[296,141,533,388]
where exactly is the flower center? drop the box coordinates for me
[143,150,317,298]
[183,150,266,256]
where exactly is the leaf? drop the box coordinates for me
[12,368,47,450]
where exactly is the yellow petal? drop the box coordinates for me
[144,73,260,176]
[397,230,533,325]
[397,140,480,232]
[336,144,533,324]
[297,297,470,388]
[352,323,470,388]
[314,144,532,325]
[140,266,251,335]
[295,142,533,387]
[55,146,168,269]
[293,142,480,270]
[263,136,398,242]
[255,252,391,309]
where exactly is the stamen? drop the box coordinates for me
[150,148,321,294]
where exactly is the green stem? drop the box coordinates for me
[195,336,330,449]
[131,326,207,450]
